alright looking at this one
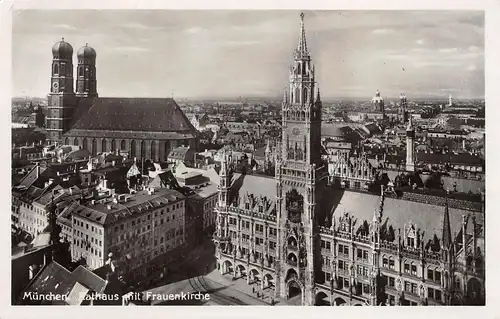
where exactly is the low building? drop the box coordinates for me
[168,146,195,167]
[64,188,186,271]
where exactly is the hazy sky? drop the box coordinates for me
[12,10,484,100]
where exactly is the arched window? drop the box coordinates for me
[120,139,126,151]
[303,88,308,103]
[164,141,169,160]
[130,140,136,158]
[295,87,301,103]
[302,62,306,75]
[91,138,97,156]
[78,67,83,77]
[140,140,146,159]
[151,141,156,161]
[73,138,78,146]
[64,137,69,145]
[53,64,59,75]
[82,138,88,150]
[101,139,107,152]
[111,139,116,151]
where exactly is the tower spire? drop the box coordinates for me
[297,12,308,57]
[316,86,321,102]
[442,193,452,249]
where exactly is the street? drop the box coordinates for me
[140,240,271,305]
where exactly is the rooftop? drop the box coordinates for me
[72,188,185,226]
[69,97,196,133]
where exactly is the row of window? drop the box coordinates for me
[112,206,182,233]
[74,218,103,235]
[230,218,277,237]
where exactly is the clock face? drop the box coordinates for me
[52,82,59,89]
[292,127,301,136]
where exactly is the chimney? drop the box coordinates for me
[91,200,95,205]
[106,204,112,210]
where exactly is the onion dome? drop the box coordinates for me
[77,43,97,59]
[52,38,73,58]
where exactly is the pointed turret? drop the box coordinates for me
[316,87,321,103]
[442,195,452,249]
[297,12,309,58]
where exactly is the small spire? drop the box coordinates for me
[316,87,321,102]
[442,192,452,249]
[297,12,308,56]
[61,37,65,42]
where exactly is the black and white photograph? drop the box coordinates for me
[7,7,487,309]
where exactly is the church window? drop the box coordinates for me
[102,139,107,152]
[53,64,59,75]
[111,139,116,151]
[78,67,83,77]
[130,140,136,158]
[140,140,146,159]
[120,139,126,151]
[295,87,301,103]
[303,88,308,103]
[60,63,66,75]
[73,138,78,146]
[64,137,69,145]
[91,138,97,156]
[151,141,156,160]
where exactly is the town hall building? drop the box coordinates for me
[213,13,485,306]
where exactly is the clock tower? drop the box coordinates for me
[275,12,328,305]
[47,38,77,144]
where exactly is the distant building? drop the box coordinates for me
[168,146,195,167]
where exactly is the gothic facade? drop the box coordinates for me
[46,39,197,161]
[212,13,485,306]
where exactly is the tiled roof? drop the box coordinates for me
[72,189,185,225]
[70,265,107,293]
[70,98,196,133]
[416,151,483,166]
[229,173,277,216]
[20,262,108,305]
[20,262,73,305]
[330,190,482,241]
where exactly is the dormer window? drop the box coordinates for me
[259,205,263,213]
[245,203,249,210]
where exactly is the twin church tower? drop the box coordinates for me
[47,39,97,142]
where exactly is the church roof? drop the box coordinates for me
[329,190,481,241]
[70,98,196,133]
